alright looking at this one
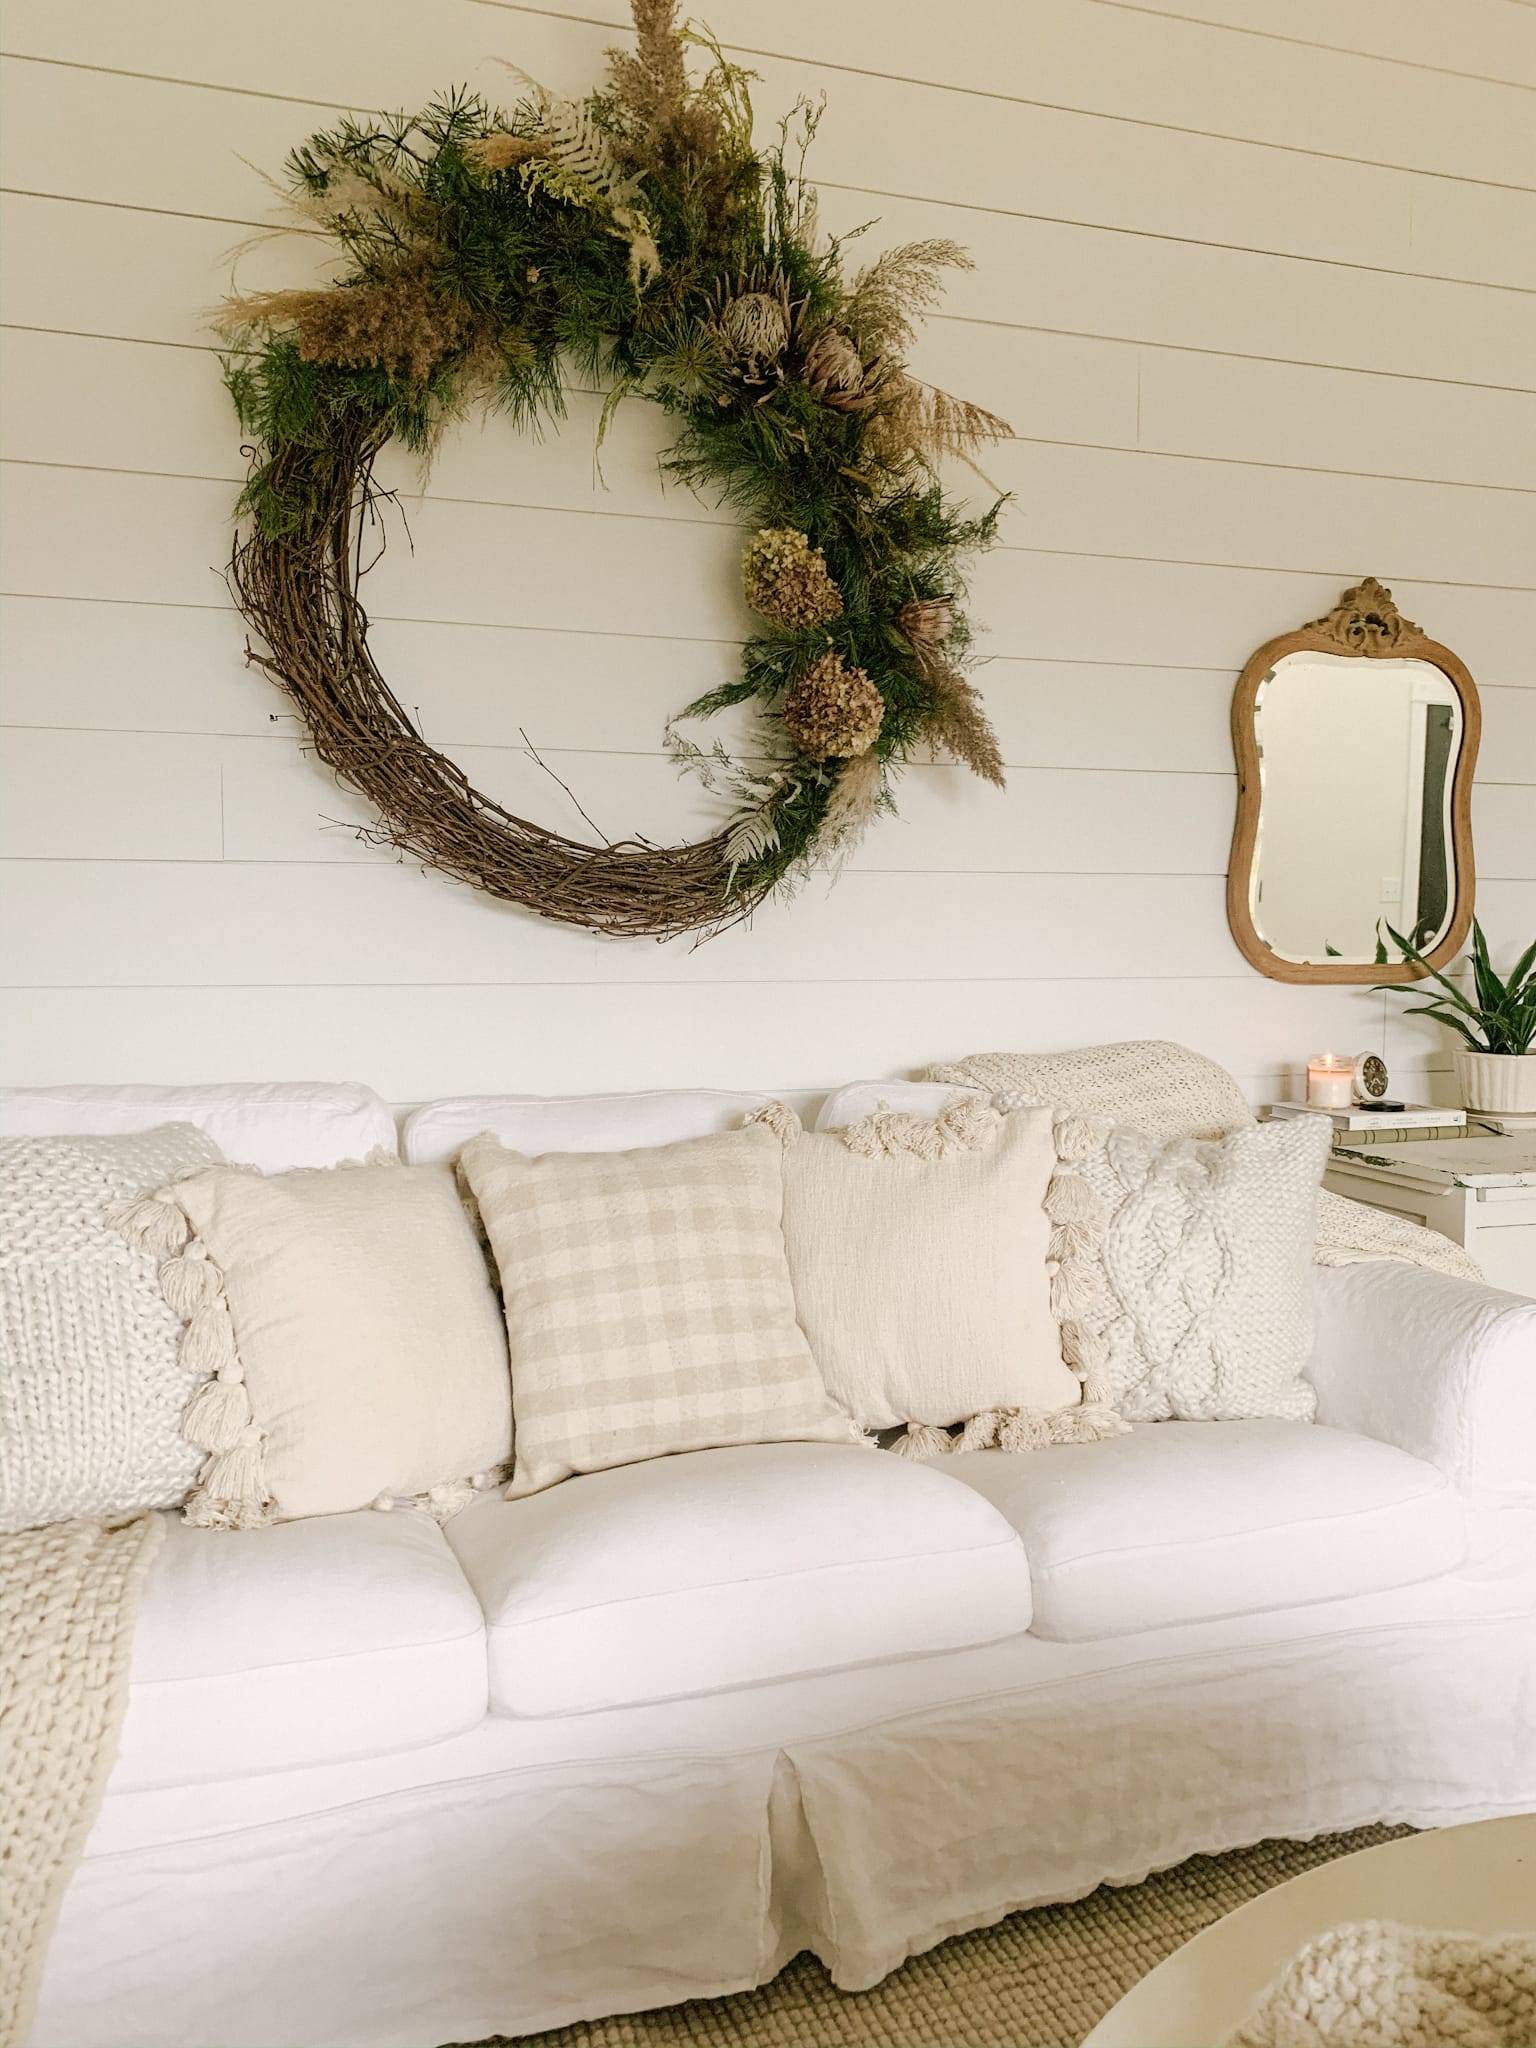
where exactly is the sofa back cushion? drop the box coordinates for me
[403,1089,774,1164]
[0,1081,396,1172]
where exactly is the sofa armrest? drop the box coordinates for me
[1308,1263,1536,1503]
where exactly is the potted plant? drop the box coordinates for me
[1378,920,1536,1114]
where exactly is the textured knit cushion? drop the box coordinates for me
[460,1124,863,1499]
[1049,1113,1331,1422]
[763,1100,1113,1452]
[134,1159,514,1527]
[446,1442,1033,1716]
[0,1125,223,1533]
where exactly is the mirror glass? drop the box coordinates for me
[1247,650,1463,966]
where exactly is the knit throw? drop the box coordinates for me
[929,1041,1483,1284]
[1228,1919,1536,2047]
[0,1514,161,2048]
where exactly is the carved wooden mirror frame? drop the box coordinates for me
[1227,578,1481,985]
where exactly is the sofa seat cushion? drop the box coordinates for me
[114,1507,488,1790]
[446,1441,1033,1717]
[939,1420,1467,1642]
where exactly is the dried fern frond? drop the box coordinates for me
[845,239,971,359]
[497,66,660,285]
[925,663,1006,788]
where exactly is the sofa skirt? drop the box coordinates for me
[29,1595,1536,2048]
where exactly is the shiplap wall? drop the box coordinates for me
[2,0,1534,1104]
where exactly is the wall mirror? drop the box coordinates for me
[1227,579,1480,985]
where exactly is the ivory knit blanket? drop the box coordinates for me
[0,1514,161,2048]
[930,1042,1483,1284]
[1228,1919,1536,2047]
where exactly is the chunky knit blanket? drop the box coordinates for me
[0,1515,161,2048]
[1228,1919,1536,2047]
[929,1041,1483,1284]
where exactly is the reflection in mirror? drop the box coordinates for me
[1250,652,1463,966]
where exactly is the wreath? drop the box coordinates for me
[221,1,1010,939]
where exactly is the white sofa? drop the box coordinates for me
[13,1079,1536,2048]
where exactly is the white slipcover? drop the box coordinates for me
[939,1421,1467,1641]
[114,1508,487,1789]
[446,1442,1033,1715]
[402,1088,774,1162]
[0,1081,396,1172]
[1309,1263,1536,1506]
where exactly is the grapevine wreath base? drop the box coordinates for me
[224,1,1010,938]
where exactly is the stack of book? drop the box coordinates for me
[1267,1102,1467,1147]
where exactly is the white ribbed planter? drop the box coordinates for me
[1455,1049,1536,1115]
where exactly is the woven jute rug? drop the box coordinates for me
[457,1825,1407,2048]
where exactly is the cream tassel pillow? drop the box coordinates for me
[753,1101,1127,1454]
[123,1156,514,1526]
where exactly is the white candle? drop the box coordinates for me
[1306,1053,1353,1109]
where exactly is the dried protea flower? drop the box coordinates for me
[897,596,954,648]
[802,325,878,412]
[742,528,843,631]
[717,288,791,381]
[465,133,552,173]
[782,652,884,761]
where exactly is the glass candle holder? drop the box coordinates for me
[1306,1053,1354,1109]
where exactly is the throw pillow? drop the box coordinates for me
[126,1158,514,1526]
[757,1100,1124,1454]
[1047,1111,1331,1422]
[0,1125,223,1533]
[460,1123,864,1498]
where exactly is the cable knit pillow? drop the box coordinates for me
[1048,1111,1331,1422]
[125,1157,514,1527]
[461,1123,864,1499]
[0,1125,223,1533]
[757,1100,1125,1454]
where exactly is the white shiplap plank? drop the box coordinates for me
[0,975,1385,1099]
[1107,0,1536,90]
[0,729,223,859]
[8,464,1533,689]
[0,328,1135,511]
[214,736,1234,876]
[1482,687,1536,788]
[10,330,1533,588]
[9,174,1536,394]
[9,0,1532,189]
[17,42,1526,292]
[0,595,1241,773]
[0,861,1248,985]
[1474,784,1536,882]
[593,0,1536,189]
[1137,348,1536,495]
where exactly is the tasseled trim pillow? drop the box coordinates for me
[119,1154,515,1527]
[751,1101,1127,1455]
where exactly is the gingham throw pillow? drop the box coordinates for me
[461,1124,864,1497]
